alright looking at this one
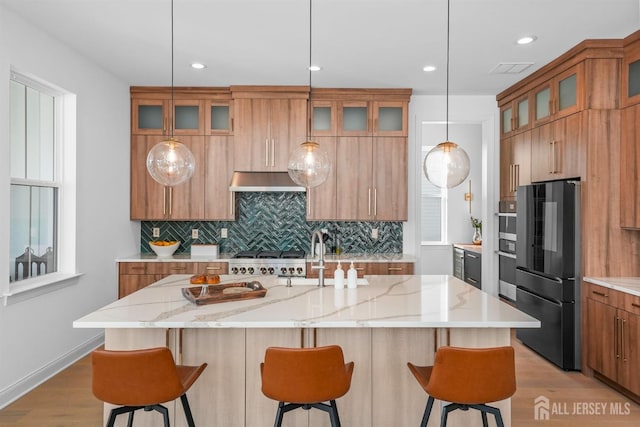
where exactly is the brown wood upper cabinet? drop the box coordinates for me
[622,31,640,107]
[500,94,531,137]
[232,86,308,172]
[530,113,582,182]
[621,104,640,229]
[310,89,411,137]
[499,131,531,201]
[131,88,233,136]
[336,136,408,221]
[532,65,582,127]
[130,135,206,220]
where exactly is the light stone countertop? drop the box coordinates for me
[453,243,482,254]
[583,277,640,298]
[74,274,539,329]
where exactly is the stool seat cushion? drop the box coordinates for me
[261,345,354,404]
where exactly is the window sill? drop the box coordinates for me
[3,272,84,306]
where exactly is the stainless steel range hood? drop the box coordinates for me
[229,171,305,192]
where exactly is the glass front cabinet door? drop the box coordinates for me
[533,65,581,126]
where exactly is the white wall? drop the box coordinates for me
[405,95,500,294]
[0,6,138,407]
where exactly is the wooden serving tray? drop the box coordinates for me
[181,281,267,305]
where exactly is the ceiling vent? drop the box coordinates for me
[490,62,534,74]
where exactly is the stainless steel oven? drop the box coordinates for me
[498,206,517,302]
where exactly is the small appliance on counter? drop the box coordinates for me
[190,244,219,259]
[515,180,581,371]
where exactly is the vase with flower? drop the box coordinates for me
[470,216,482,245]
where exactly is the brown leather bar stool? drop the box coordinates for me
[92,347,207,427]
[260,345,354,427]
[407,346,516,427]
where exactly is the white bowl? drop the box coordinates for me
[149,241,180,257]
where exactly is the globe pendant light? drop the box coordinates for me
[288,0,332,189]
[146,0,195,187]
[423,0,470,189]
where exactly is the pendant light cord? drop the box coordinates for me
[307,0,313,140]
[445,0,450,142]
[170,0,175,138]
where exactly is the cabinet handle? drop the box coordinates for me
[548,141,553,174]
[205,266,221,271]
[230,192,234,217]
[614,317,620,359]
[163,186,167,216]
[632,303,640,309]
[467,277,478,283]
[622,318,627,363]
[368,188,372,216]
[265,139,269,167]
[515,164,520,189]
[272,139,275,167]
[168,186,173,216]
[387,267,403,272]
[592,290,608,298]
[230,118,234,132]
[466,253,478,259]
[552,140,558,174]
[355,267,365,271]
[508,165,513,193]
[130,266,145,271]
[374,188,378,217]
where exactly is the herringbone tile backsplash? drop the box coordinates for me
[141,192,403,255]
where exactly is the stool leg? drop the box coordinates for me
[180,394,196,427]
[274,402,285,427]
[481,410,488,427]
[127,411,134,427]
[328,400,342,427]
[494,410,505,427]
[421,396,435,427]
[156,405,170,427]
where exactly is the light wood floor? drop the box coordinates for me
[0,335,639,426]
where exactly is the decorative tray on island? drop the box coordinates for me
[181,281,267,305]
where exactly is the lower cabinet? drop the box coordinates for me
[306,261,414,278]
[463,250,481,289]
[117,261,228,298]
[586,282,640,399]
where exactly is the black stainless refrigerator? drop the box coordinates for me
[516,180,581,370]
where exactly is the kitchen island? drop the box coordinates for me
[74,274,539,427]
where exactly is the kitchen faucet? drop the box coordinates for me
[310,230,326,287]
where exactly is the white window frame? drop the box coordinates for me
[420,145,448,245]
[5,70,78,302]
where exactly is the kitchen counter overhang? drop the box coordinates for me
[74,274,539,329]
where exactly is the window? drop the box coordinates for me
[9,72,72,287]
[421,145,447,243]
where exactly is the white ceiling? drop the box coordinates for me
[2,0,639,95]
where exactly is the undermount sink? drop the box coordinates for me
[275,277,369,286]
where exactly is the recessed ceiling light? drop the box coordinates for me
[309,65,322,71]
[517,36,537,45]
[423,65,437,72]
[191,62,206,70]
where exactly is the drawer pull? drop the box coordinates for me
[467,278,478,283]
[466,253,478,259]
[205,266,221,271]
[592,290,608,297]
[632,303,640,309]
[387,267,403,271]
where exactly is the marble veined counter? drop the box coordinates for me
[73,274,538,329]
[76,275,537,427]
[584,277,640,297]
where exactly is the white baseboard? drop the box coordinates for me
[0,333,104,409]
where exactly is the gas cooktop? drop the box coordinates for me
[229,250,307,276]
